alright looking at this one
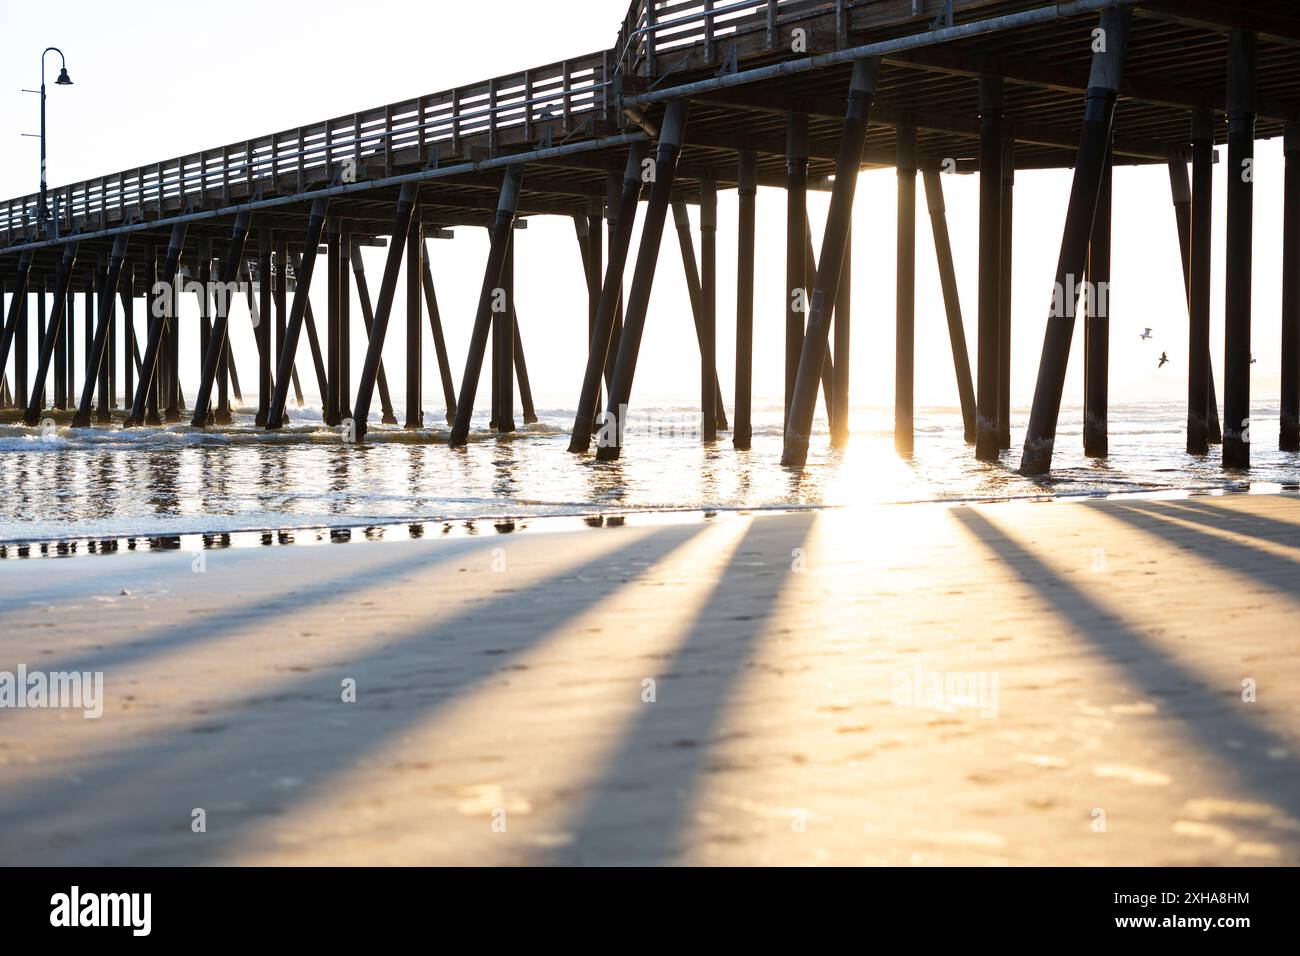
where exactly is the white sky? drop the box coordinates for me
[0,0,1288,411]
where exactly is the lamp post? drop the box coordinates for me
[33,47,73,235]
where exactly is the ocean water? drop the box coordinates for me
[0,398,1296,545]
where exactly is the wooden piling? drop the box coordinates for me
[406,219,424,430]
[785,113,808,430]
[121,275,134,419]
[975,76,1003,462]
[255,232,273,427]
[998,134,1014,450]
[326,215,342,426]
[734,155,756,450]
[339,229,351,426]
[1222,30,1256,470]
[493,230,514,433]
[896,125,918,457]
[1083,141,1112,459]
[1282,122,1300,452]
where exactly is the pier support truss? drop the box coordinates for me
[782,58,879,469]
[1,0,1297,487]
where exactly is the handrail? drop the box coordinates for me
[613,0,863,78]
[2,51,612,245]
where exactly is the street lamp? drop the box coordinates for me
[27,47,73,235]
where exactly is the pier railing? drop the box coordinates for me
[1,50,613,247]
[614,0,880,78]
[3,0,974,247]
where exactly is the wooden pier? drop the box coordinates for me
[1,0,1298,474]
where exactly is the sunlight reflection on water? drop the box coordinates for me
[0,399,1295,542]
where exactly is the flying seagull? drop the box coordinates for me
[1140,328,1153,340]
[1158,352,1170,369]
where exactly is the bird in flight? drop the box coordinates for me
[1140,328,1153,340]
[1158,352,1170,369]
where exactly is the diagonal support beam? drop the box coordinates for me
[291,259,331,407]
[352,185,419,439]
[596,102,691,462]
[670,200,730,434]
[568,144,647,453]
[922,170,978,444]
[831,224,852,447]
[0,252,34,387]
[226,318,242,407]
[1020,8,1132,475]
[801,232,837,424]
[128,225,187,427]
[782,56,879,469]
[1170,149,1223,453]
[191,212,253,426]
[422,253,457,424]
[449,168,523,447]
[513,309,538,425]
[267,197,330,429]
[351,243,398,425]
[73,233,129,428]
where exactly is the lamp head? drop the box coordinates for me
[55,67,72,86]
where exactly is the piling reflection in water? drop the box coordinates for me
[1,399,1298,547]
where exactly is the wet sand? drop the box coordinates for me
[1,492,1299,865]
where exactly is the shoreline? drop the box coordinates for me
[3,491,1298,865]
[2,482,1296,559]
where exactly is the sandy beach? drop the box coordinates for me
[2,492,1299,866]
